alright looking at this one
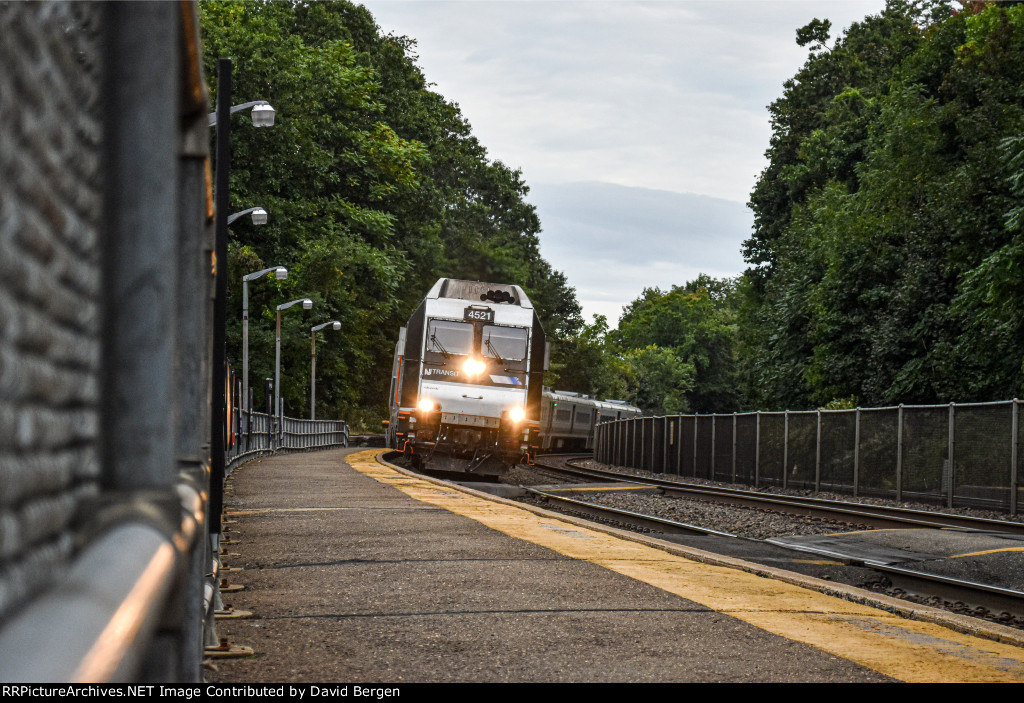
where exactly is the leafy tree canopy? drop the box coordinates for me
[201,1,580,426]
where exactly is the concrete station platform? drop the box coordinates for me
[207,448,1024,683]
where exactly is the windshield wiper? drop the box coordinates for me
[430,334,451,360]
[485,337,506,366]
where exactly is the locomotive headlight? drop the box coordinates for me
[418,398,435,412]
[462,358,486,376]
[508,406,526,423]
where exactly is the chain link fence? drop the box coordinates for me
[596,400,1022,515]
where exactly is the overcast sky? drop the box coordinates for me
[360,0,888,324]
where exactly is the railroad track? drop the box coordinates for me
[526,456,1024,628]
[533,457,1024,535]
[522,484,737,538]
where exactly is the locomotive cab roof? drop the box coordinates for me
[425,278,533,309]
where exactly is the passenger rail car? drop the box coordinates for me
[387,278,548,474]
[540,390,642,451]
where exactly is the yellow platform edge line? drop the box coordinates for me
[347,449,1024,683]
[952,546,1024,559]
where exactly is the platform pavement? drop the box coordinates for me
[206,448,1024,683]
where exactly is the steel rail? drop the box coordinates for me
[533,459,1024,535]
[523,486,736,537]
[767,537,1024,621]
[870,563,1024,622]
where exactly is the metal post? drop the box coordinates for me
[103,1,180,492]
[210,57,231,531]
[311,330,317,421]
[854,408,861,497]
[755,412,761,487]
[1012,400,1019,516]
[622,417,630,466]
[245,389,253,453]
[710,415,716,480]
[732,414,737,483]
[640,418,647,470]
[650,417,657,471]
[632,418,638,468]
[663,415,671,474]
[815,409,821,493]
[692,414,698,478]
[673,417,680,474]
[948,402,955,509]
[274,308,282,448]
[242,278,250,413]
[783,410,789,490]
[105,1,191,678]
[897,404,904,503]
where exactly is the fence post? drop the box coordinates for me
[676,416,683,475]
[640,418,647,470]
[783,410,789,490]
[732,414,737,483]
[854,407,861,498]
[710,415,716,480]
[635,418,641,469]
[815,409,822,493]
[1013,400,1019,517]
[897,404,904,503]
[625,419,631,467]
[948,402,955,509]
[650,417,656,471]
[649,417,656,471]
[692,415,698,477]
[663,416,669,474]
[755,412,760,487]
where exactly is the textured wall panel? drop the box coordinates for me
[0,1,104,621]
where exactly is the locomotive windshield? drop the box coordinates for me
[426,319,474,355]
[482,325,528,361]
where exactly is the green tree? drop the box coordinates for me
[615,278,740,412]
[202,1,581,424]
[742,1,1024,408]
[620,346,695,416]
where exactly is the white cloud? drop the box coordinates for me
[360,0,887,320]
[530,181,750,321]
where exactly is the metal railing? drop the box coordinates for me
[0,3,354,681]
[595,399,1023,515]
[226,411,350,469]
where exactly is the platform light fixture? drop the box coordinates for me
[310,320,342,421]
[275,298,314,444]
[227,206,268,226]
[241,266,288,413]
[208,100,276,128]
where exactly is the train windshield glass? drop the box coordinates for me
[426,319,474,355]
[482,325,528,361]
